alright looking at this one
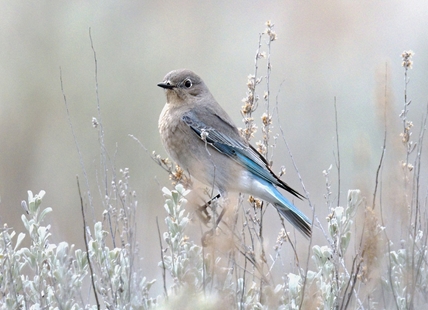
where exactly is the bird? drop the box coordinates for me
[157,69,312,238]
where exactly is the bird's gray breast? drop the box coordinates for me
[158,103,243,192]
[158,104,202,170]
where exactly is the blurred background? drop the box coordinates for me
[1,0,428,295]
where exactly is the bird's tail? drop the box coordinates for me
[274,202,312,238]
[248,176,312,238]
[269,186,312,238]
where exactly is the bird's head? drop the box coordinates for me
[157,69,209,104]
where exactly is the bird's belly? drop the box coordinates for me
[230,170,279,205]
[168,139,243,192]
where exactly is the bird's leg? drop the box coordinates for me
[195,193,221,225]
[198,193,232,247]
[215,206,226,227]
[201,206,227,248]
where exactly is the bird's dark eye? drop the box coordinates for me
[184,79,192,88]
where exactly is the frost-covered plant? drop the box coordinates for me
[0,190,88,309]
[385,231,428,309]
[88,219,156,309]
[0,178,157,309]
[158,185,295,309]
[160,184,205,294]
[283,190,363,309]
[78,168,157,309]
[380,50,428,310]
[84,168,157,309]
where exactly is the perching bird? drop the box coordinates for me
[158,69,312,238]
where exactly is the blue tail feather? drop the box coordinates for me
[261,179,312,238]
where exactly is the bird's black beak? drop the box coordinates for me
[157,81,176,89]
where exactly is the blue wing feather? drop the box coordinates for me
[182,110,311,237]
[182,111,304,200]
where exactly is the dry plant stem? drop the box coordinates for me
[372,133,387,211]
[250,32,262,119]
[401,55,420,309]
[334,97,341,206]
[274,86,329,241]
[339,246,363,307]
[299,207,315,310]
[128,134,149,152]
[239,195,248,306]
[201,224,207,298]
[233,250,267,284]
[264,28,272,160]
[409,103,428,308]
[249,29,272,302]
[89,28,108,195]
[258,204,265,304]
[334,99,365,308]
[367,63,388,305]
[373,63,389,211]
[323,115,340,307]
[156,216,168,299]
[275,89,363,310]
[278,215,300,268]
[383,57,414,310]
[415,103,428,224]
[375,116,398,308]
[402,65,412,225]
[242,208,257,281]
[257,29,275,302]
[274,83,362,306]
[128,134,161,180]
[381,203,399,309]
[60,68,95,221]
[77,176,100,310]
[324,165,333,209]
[209,210,268,285]
[403,66,411,172]
[354,65,388,305]
[358,134,385,265]
[130,135,192,190]
[215,211,269,283]
[334,251,340,309]
[89,28,118,249]
[412,106,428,230]
[340,254,364,309]
[340,254,363,310]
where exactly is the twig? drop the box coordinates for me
[77,176,100,310]
[408,102,428,308]
[299,205,315,309]
[377,136,399,309]
[88,28,117,250]
[334,97,341,206]
[372,135,386,211]
[264,23,273,161]
[250,32,263,119]
[381,196,399,309]
[60,68,95,221]
[340,254,363,310]
[156,216,168,299]
[275,81,330,243]
[372,63,388,210]
[277,214,300,268]
[89,28,108,194]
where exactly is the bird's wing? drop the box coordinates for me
[182,109,304,199]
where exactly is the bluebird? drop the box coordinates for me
[158,69,311,238]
